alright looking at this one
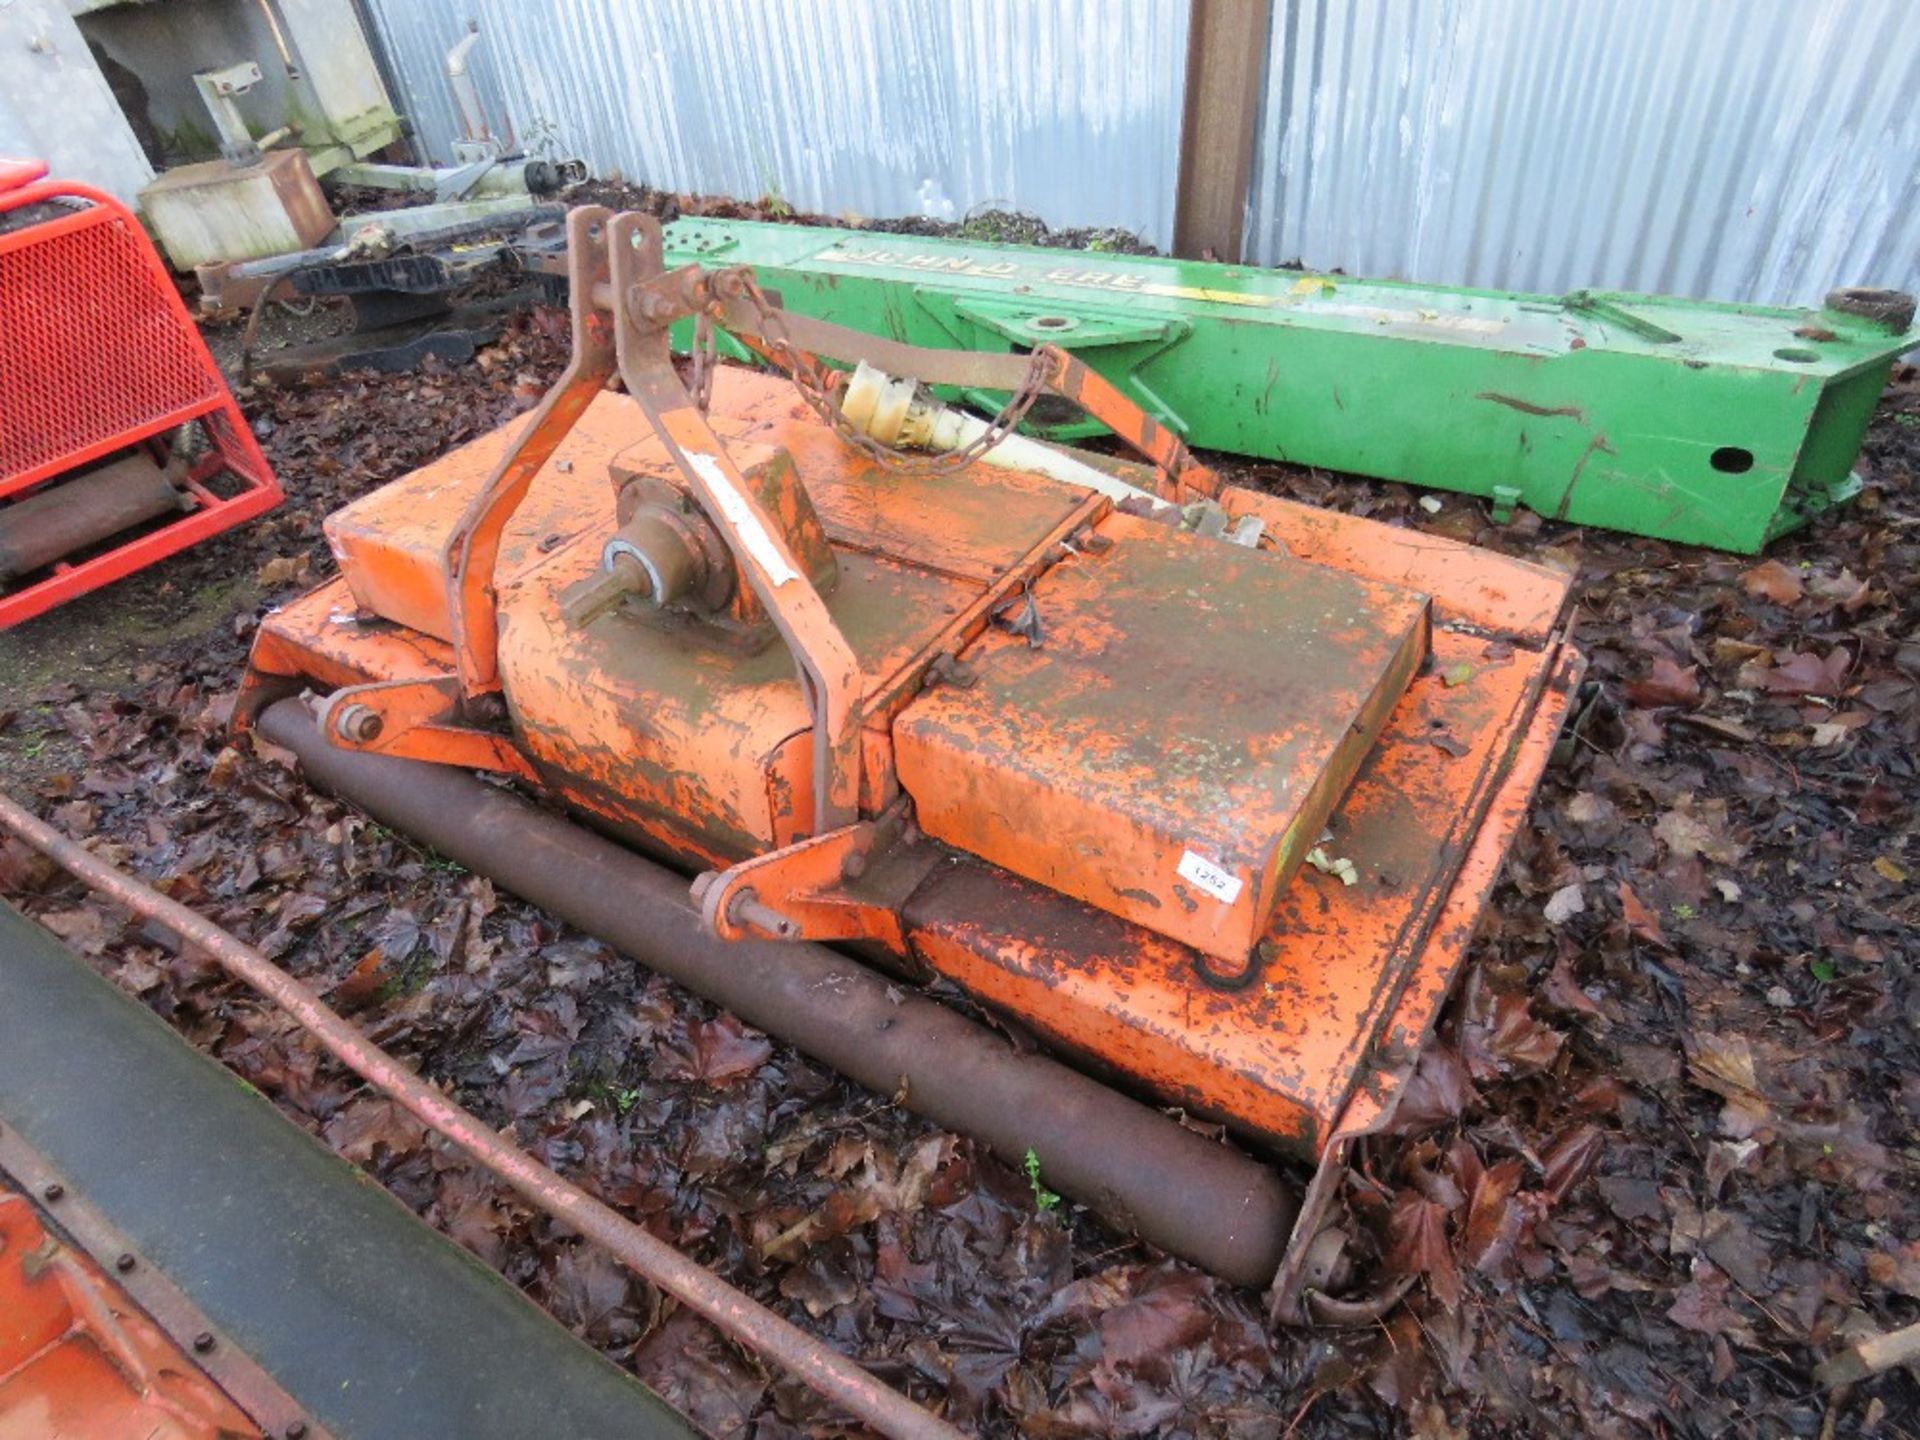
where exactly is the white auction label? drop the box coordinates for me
[1177,849,1243,904]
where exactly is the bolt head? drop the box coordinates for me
[41,1183,63,1202]
[335,703,383,744]
[115,1252,136,1272]
[192,1331,216,1353]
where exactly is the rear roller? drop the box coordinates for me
[257,698,1307,1293]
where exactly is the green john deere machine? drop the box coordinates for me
[660,220,1918,553]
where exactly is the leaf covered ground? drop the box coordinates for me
[0,235,1915,1438]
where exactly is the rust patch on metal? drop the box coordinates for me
[1475,391,1587,422]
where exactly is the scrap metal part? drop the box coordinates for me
[657,218,1920,551]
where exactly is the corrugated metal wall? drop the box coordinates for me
[1246,0,1920,304]
[358,0,1920,307]
[360,0,1189,246]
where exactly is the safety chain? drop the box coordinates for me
[717,270,1059,476]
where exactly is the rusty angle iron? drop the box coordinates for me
[232,207,1583,1318]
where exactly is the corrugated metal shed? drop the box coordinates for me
[360,0,1190,246]
[358,0,1920,307]
[1245,0,1920,304]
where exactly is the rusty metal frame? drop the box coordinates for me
[373,207,1232,842]
[445,205,616,697]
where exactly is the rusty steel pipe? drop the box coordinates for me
[255,700,1300,1289]
[0,457,184,581]
[0,788,964,1440]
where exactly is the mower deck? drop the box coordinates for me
[252,367,1577,1156]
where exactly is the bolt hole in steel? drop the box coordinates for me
[1030,315,1076,332]
[1710,446,1756,474]
[1773,346,1820,363]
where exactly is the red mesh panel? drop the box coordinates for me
[0,205,223,484]
[0,176,281,626]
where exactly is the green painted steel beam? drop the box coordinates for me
[660,219,1918,552]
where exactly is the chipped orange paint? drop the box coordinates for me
[699,818,907,948]
[326,389,638,645]
[897,509,1431,967]
[318,674,538,782]
[1220,485,1571,641]
[242,310,1580,1148]
[905,630,1577,1153]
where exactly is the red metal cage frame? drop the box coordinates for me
[0,160,281,629]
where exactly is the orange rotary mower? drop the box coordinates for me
[235,208,1581,1318]
[0,159,279,629]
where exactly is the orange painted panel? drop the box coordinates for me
[896,510,1431,964]
[904,628,1573,1154]
[324,389,639,643]
[0,1193,261,1439]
